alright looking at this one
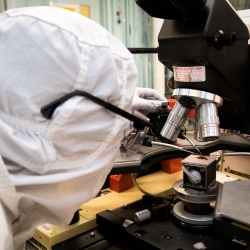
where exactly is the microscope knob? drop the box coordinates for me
[182,166,201,184]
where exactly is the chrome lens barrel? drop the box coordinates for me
[160,89,222,142]
[198,103,220,141]
[194,107,203,141]
[160,101,191,142]
[171,88,223,142]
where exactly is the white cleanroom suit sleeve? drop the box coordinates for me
[0,6,138,249]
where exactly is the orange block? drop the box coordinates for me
[161,158,183,174]
[109,174,137,193]
[168,98,176,109]
[188,109,195,118]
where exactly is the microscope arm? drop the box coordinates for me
[135,0,250,137]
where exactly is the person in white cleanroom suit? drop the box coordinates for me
[0,6,167,250]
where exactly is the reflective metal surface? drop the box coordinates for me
[172,88,223,107]
[161,88,223,142]
[160,101,191,142]
[173,201,214,225]
[198,103,220,141]
[173,180,220,203]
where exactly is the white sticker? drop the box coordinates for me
[38,224,57,235]
[173,66,206,82]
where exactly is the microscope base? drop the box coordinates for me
[173,201,214,226]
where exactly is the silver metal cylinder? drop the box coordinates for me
[173,179,220,204]
[194,107,203,141]
[173,201,214,225]
[123,219,134,228]
[198,103,220,141]
[134,209,151,224]
[161,88,222,142]
[160,101,191,142]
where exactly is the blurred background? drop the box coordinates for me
[0,0,249,97]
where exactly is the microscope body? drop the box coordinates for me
[137,0,250,142]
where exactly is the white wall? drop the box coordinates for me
[1,0,158,90]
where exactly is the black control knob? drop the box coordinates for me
[214,30,236,49]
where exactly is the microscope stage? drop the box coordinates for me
[29,171,182,250]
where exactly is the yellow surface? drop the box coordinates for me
[80,6,90,18]
[30,171,182,250]
[30,216,96,250]
[232,221,250,231]
[81,171,182,219]
[60,6,77,12]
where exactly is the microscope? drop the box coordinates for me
[98,0,250,249]
[135,0,250,242]
[136,0,250,142]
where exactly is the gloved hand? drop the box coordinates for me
[132,87,169,114]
